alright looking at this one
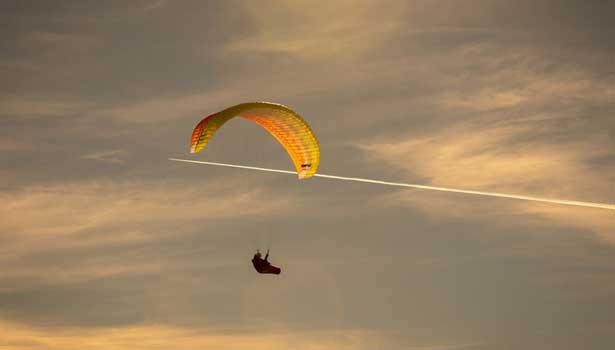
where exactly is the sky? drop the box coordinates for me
[1,0,614,349]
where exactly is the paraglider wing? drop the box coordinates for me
[190,102,320,179]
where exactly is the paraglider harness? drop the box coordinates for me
[252,249,281,275]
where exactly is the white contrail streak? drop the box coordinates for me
[169,158,615,211]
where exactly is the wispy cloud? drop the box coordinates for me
[0,178,293,282]
[225,1,406,60]
[352,38,614,239]
[360,112,613,239]
[0,95,92,119]
[2,1,614,348]
[0,319,482,350]
[80,150,129,164]
[143,0,167,11]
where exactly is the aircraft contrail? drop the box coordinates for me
[169,158,615,211]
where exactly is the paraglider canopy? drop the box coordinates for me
[189,102,320,179]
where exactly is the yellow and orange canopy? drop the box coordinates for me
[189,102,320,179]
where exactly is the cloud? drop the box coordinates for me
[345,35,614,241]
[17,31,98,49]
[99,89,240,123]
[0,95,92,119]
[80,150,129,164]
[0,178,293,282]
[224,1,406,60]
[1,2,614,348]
[0,318,483,350]
[359,110,613,240]
[143,0,167,11]
[96,56,418,124]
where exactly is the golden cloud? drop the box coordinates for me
[0,178,294,282]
